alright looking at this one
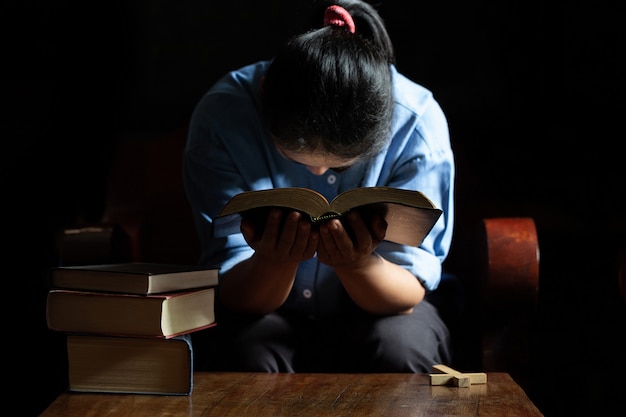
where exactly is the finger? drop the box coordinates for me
[289,216,312,257]
[240,217,257,244]
[319,221,337,254]
[346,211,372,249]
[326,219,355,256]
[302,228,319,259]
[316,230,330,263]
[276,211,301,252]
[369,214,388,243]
[262,208,283,247]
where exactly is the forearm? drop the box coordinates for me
[219,253,298,314]
[335,253,425,315]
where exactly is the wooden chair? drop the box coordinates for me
[58,127,199,267]
[57,129,540,390]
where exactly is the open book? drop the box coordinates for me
[213,186,442,247]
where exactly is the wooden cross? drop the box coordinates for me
[429,364,488,388]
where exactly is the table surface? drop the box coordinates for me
[40,372,544,417]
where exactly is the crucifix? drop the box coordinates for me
[429,364,488,387]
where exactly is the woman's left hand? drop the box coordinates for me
[316,210,387,269]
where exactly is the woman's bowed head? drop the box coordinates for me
[262,1,395,163]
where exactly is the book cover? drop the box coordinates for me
[51,262,219,295]
[66,333,194,395]
[214,187,442,247]
[46,288,216,338]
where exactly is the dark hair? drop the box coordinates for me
[262,0,395,160]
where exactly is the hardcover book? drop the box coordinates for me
[46,288,216,338]
[66,333,194,395]
[51,262,218,295]
[214,186,442,247]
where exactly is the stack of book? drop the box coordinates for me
[46,262,218,395]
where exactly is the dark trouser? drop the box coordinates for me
[193,300,451,373]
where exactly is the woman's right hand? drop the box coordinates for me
[241,208,318,264]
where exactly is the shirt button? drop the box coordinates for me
[327,174,337,184]
[303,289,312,298]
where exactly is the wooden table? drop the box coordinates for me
[40,372,543,416]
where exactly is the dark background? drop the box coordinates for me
[3,1,624,416]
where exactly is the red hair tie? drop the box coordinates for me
[323,5,356,34]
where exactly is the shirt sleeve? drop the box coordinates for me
[182,64,272,274]
[364,70,454,292]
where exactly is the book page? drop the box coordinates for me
[217,188,332,218]
[329,187,437,213]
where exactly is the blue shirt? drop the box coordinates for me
[183,60,454,317]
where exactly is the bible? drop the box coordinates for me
[46,288,216,338]
[50,262,218,295]
[66,334,194,395]
[213,186,442,247]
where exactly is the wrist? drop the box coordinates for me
[334,252,383,277]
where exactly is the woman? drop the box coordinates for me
[183,0,454,372]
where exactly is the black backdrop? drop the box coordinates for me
[3,1,624,416]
